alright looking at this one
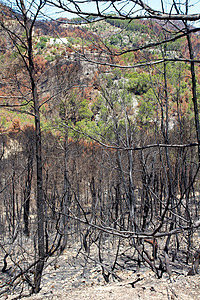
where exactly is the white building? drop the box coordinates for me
[49,38,68,45]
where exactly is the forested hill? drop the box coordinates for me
[1,5,200,135]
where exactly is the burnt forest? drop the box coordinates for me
[0,0,200,298]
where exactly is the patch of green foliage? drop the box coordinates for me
[136,88,157,125]
[45,54,55,61]
[125,72,151,95]
[71,15,97,24]
[106,18,150,34]
[36,36,48,50]
[68,37,82,45]
[0,53,4,61]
